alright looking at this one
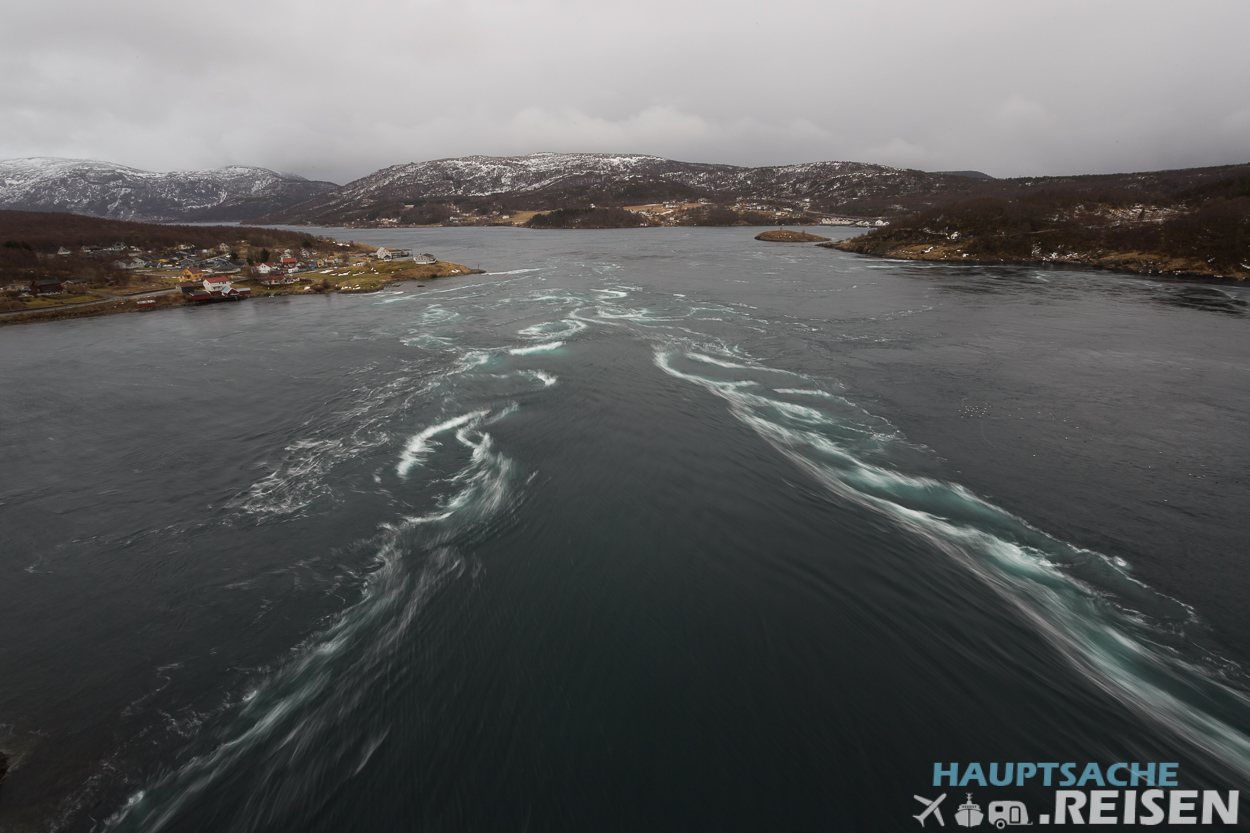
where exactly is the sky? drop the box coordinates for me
[1,0,1248,184]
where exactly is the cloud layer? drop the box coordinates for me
[1,0,1247,182]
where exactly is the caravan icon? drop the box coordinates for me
[987,800,1029,828]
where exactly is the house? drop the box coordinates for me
[30,278,64,295]
[205,257,236,274]
[182,267,204,281]
[202,275,233,293]
[376,247,411,261]
[56,246,71,256]
[280,256,299,269]
[413,253,436,265]
[255,262,275,275]
[63,278,88,291]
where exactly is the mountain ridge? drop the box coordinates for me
[260,153,1250,227]
[0,158,339,223]
[253,152,981,225]
[6,153,1248,232]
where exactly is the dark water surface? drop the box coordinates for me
[2,228,1249,831]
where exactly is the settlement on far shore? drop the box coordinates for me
[1,240,481,326]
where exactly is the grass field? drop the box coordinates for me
[306,260,481,292]
[18,293,100,309]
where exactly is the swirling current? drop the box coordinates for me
[2,227,1249,831]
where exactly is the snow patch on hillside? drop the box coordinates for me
[0,158,336,222]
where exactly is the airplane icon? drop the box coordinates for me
[913,793,947,827]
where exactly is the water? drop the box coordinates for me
[2,227,1249,831]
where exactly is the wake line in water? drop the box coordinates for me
[105,286,575,829]
[109,409,522,833]
[653,345,1250,780]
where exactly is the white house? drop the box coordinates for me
[376,247,412,261]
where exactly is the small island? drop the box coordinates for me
[755,229,830,243]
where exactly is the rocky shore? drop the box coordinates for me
[827,190,1250,283]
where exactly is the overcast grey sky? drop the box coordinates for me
[2,0,1247,183]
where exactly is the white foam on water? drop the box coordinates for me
[401,333,456,349]
[508,341,564,356]
[687,353,760,371]
[523,370,558,388]
[518,319,587,339]
[396,410,489,478]
[487,402,520,423]
[416,305,460,325]
[227,370,443,521]
[456,350,493,370]
[774,388,835,398]
[654,344,1250,779]
[110,415,522,833]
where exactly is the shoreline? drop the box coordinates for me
[0,262,483,327]
[822,241,1250,286]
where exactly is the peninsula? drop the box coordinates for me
[826,170,1250,282]
[0,210,479,326]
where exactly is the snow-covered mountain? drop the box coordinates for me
[259,153,976,224]
[326,153,725,200]
[0,158,338,222]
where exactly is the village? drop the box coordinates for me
[0,237,472,322]
[626,199,889,227]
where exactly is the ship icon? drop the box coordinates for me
[955,793,984,827]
